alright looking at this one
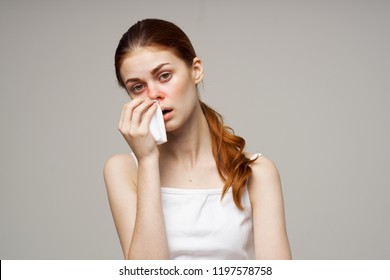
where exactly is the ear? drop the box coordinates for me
[192,57,204,85]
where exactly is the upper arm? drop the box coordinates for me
[103,154,138,258]
[248,155,292,259]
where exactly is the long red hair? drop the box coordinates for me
[115,19,256,209]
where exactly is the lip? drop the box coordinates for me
[162,109,173,121]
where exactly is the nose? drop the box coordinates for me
[147,84,164,100]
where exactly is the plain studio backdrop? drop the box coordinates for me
[0,0,389,259]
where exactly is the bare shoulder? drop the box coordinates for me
[104,153,136,170]
[103,153,138,190]
[247,154,282,205]
[248,155,283,212]
[246,153,292,259]
[250,155,280,180]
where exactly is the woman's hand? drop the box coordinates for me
[118,98,159,160]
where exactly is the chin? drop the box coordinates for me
[164,121,182,134]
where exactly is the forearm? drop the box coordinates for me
[127,155,169,259]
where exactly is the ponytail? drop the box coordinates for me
[200,101,256,210]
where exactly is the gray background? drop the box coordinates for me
[1,0,389,259]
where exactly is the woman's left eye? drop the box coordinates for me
[159,72,171,81]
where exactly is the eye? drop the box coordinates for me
[159,72,171,82]
[130,84,145,94]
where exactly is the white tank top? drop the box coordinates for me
[130,153,259,259]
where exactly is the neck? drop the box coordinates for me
[159,103,213,169]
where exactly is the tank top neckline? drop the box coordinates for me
[160,187,231,195]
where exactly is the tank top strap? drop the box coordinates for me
[250,153,262,160]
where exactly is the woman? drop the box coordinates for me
[104,18,292,260]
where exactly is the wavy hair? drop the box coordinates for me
[114,19,256,209]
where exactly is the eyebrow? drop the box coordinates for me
[125,63,171,85]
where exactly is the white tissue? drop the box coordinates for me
[149,101,167,145]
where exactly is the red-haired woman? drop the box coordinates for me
[104,19,292,260]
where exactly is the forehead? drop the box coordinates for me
[120,46,186,77]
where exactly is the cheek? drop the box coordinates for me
[166,75,195,98]
[160,82,184,98]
